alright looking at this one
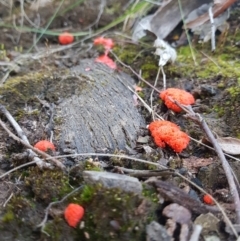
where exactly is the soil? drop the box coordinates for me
[0,0,240,240]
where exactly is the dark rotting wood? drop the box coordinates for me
[57,59,145,153]
[0,59,145,153]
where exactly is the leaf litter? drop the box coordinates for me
[0,0,240,240]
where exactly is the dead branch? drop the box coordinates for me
[37,185,83,236]
[0,105,65,170]
[147,178,219,214]
[114,166,174,178]
[110,50,161,93]
[177,103,240,224]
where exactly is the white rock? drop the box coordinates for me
[83,171,142,194]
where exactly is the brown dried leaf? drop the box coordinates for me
[150,0,211,39]
[162,203,192,224]
[217,137,240,155]
[182,156,214,173]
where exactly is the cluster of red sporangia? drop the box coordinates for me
[36,36,211,230]
[148,120,190,153]
[93,37,116,69]
[64,203,85,228]
[58,32,74,45]
[148,88,195,153]
[148,89,216,205]
[33,141,86,227]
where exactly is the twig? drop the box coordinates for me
[0,119,65,169]
[189,225,202,241]
[37,185,84,236]
[3,192,14,207]
[0,105,65,170]
[177,103,240,225]
[0,159,39,179]
[114,166,174,178]
[161,65,166,90]
[84,0,106,30]
[150,67,161,120]
[110,50,161,93]
[200,51,220,68]
[208,6,216,51]
[127,85,153,114]
[148,179,219,214]
[44,151,238,236]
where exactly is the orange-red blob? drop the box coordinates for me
[93,37,114,49]
[95,55,117,69]
[34,140,55,152]
[203,194,214,205]
[58,32,74,45]
[64,203,84,228]
[148,120,190,153]
[160,88,195,112]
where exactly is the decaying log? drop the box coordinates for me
[0,59,145,154]
[56,59,145,153]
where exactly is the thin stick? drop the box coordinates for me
[208,6,216,51]
[150,67,161,120]
[189,225,202,241]
[161,65,166,90]
[0,119,65,170]
[46,152,237,237]
[37,185,84,236]
[110,50,161,93]
[0,104,65,169]
[0,160,39,179]
[177,103,240,225]
[127,86,153,114]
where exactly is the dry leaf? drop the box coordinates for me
[162,203,192,224]
[132,0,211,41]
[182,156,214,173]
[154,38,177,66]
[217,137,240,155]
[132,15,153,42]
[185,5,230,42]
[150,0,211,39]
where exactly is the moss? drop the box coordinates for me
[114,44,142,65]
[0,196,41,240]
[25,183,157,241]
[141,61,158,79]
[142,184,158,203]
[42,218,76,241]
[166,41,240,80]
[24,167,72,204]
[213,105,225,117]
[68,184,156,241]
[0,166,158,241]
[227,85,240,98]
[84,159,103,172]
[1,210,15,222]
[78,185,95,203]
